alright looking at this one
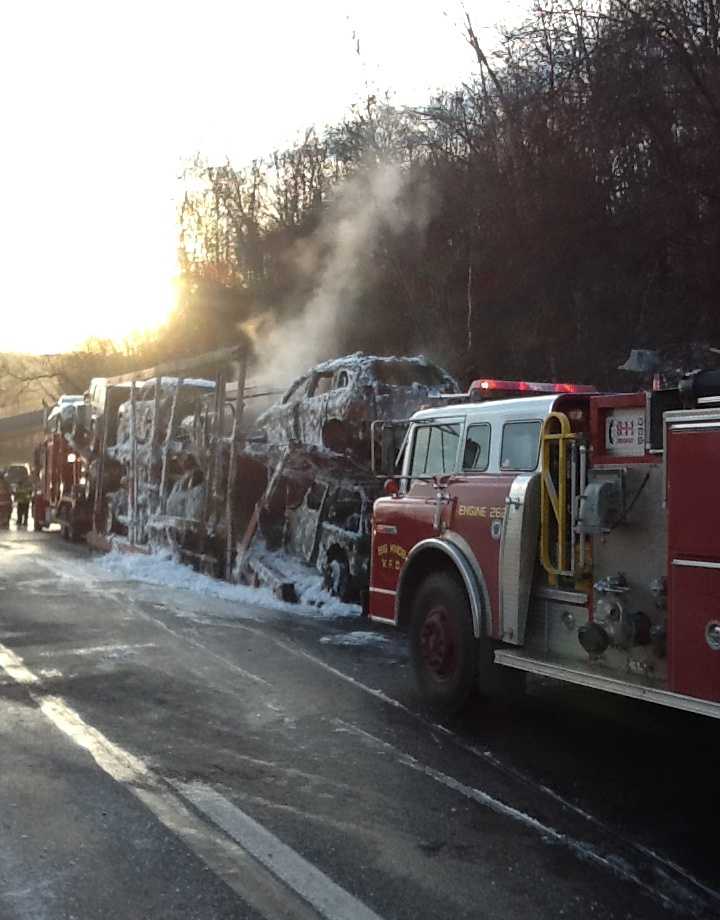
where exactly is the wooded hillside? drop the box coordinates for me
[170,0,720,389]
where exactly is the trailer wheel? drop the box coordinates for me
[410,571,477,712]
[323,552,351,601]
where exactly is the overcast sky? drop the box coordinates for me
[0,0,527,355]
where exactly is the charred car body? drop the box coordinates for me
[254,353,460,454]
[239,353,459,601]
[244,449,381,603]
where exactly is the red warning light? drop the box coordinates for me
[470,379,596,399]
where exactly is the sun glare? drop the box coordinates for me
[0,0,521,357]
[2,255,179,356]
[1,169,180,355]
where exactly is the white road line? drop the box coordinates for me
[0,642,383,920]
[38,642,158,658]
[457,741,720,912]
[333,718,567,839]
[332,719,681,911]
[174,781,384,920]
[116,597,274,689]
[272,637,410,712]
[0,645,38,684]
[38,695,149,785]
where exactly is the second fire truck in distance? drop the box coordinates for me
[369,373,720,718]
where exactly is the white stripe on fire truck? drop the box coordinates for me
[671,558,720,570]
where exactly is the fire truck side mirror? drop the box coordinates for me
[383,478,400,497]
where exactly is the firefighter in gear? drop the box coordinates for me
[14,480,32,527]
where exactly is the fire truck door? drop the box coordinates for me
[498,473,541,644]
[370,479,439,622]
[446,473,516,640]
[667,417,720,701]
[370,420,464,622]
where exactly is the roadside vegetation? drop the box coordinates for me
[3,0,719,405]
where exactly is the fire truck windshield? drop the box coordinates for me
[409,423,461,477]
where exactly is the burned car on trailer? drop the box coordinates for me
[245,450,382,604]
[103,378,217,536]
[253,353,460,455]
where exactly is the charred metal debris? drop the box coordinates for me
[41,348,460,607]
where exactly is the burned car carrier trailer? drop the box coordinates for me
[79,348,460,606]
[87,346,259,581]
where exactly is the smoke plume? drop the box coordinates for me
[248,162,433,385]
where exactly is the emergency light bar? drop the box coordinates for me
[469,379,596,400]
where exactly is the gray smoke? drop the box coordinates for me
[248,162,433,385]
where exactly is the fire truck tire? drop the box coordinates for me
[410,571,478,712]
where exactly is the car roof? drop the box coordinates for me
[411,394,558,423]
[312,352,442,374]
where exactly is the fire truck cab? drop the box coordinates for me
[369,376,720,717]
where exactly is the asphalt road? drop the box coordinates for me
[1,526,718,920]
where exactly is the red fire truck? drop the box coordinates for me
[369,372,720,717]
[32,396,94,540]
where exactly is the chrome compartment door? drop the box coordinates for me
[499,473,541,645]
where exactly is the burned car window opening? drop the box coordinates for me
[310,373,334,397]
[282,378,309,405]
[372,360,447,388]
[306,480,327,510]
[326,488,363,530]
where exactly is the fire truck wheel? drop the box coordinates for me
[410,572,477,712]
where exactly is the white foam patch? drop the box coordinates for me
[320,631,391,648]
[94,547,361,621]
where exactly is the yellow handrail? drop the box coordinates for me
[540,411,576,581]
